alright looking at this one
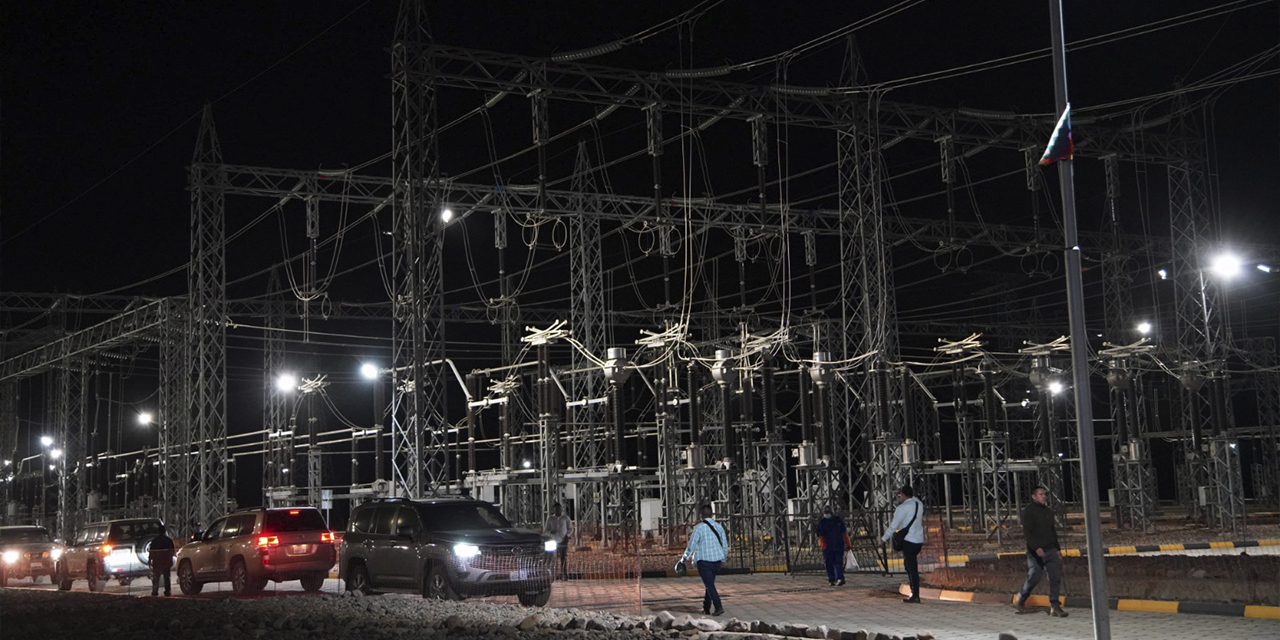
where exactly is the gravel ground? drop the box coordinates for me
[0,588,931,640]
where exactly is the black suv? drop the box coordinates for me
[339,497,555,606]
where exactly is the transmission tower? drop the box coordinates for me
[390,0,448,497]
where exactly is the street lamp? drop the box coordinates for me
[359,364,386,486]
[360,363,378,380]
[40,436,53,447]
[276,373,299,393]
[137,412,153,426]
[1136,321,1152,335]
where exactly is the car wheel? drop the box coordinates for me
[229,559,261,596]
[119,577,132,587]
[177,561,202,595]
[345,563,373,595]
[58,564,72,591]
[86,563,107,592]
[423,564,459,601]
[517,588,552,607]
[300,572,325,592]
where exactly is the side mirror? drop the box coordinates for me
[395,525,415,540]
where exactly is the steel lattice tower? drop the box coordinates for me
[158,299,191,535]
[570,142,607,472]
[263,270,290,505]
[56,360,88,537]
[837,42,901,512]
[187,105,229,527]
[391,0,447,496]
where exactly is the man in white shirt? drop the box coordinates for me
[544,502,572,580]
[881,485,925,603]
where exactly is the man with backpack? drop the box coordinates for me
[679,504,728,616]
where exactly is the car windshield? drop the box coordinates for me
[0,529,51,544]
[423,503,511,530]
[263,509,328,533]
[110,521,162,542]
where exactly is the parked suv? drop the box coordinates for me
[339,497,556,606]
[0,526,62,586]
[175,507,335,596]
[58,518,165,591]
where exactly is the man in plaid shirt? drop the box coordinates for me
[680,504,728,616]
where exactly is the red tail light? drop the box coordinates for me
[288,510,300,515]
[256,535,280,548]
[320,532,334,543]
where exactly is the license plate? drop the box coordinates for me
[290,544,310,554]
[510,570,526,580]
[31,562,43,569]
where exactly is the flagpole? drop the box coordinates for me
[1047,1,1112,638]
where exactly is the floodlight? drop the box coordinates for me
[40,436,53,447]
[138,412,153,425]
[1209,252,1242,279]
[50,449,63,459]
[276,373,298,393]
[441,208,454,223]
[1136,322,1152,335]
[360,364,378,380]
[1258,264,1273,273]
[1157,269,1168,280]
[1048,381,1065,395]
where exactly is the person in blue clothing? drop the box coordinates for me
[814,506,848,586]
[881,485,926,603]
[680,503,729,616]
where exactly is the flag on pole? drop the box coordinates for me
[1038,103,1073,165]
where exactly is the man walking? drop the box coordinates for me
[680,504,728,616]
[544,502,573,580]
[881,485,925,603]
[148,523,176,597]
[814,506,848,586]
[1016,485,1068,617]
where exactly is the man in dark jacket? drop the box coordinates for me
[814,506,848,586]
[148,524,176,597]
[1016,486,1067,617]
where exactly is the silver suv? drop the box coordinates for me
[0,526,62,586]
[59,518,165,591]
[175,507,335,596]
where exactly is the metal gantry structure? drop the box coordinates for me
[3,0,1278,553]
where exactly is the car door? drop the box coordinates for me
[364,506,398,587]
[194,518,226,578]
[380,507,422,588]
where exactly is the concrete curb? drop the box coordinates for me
[898,583,1280,620]
[876,537,1280,569]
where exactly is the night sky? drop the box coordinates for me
[3,2,1278,508]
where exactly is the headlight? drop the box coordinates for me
[544,539,557,553]
[50,548,62,560]
[2,550,18,564]
[452,543,480,559]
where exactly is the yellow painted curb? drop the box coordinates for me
[1024,594,1065,607]
[938,590,974,602]
[1208,541,1233,550]
[1108,545,1137,554]
[1158,544,1184,552]
[1243,605,1280,620]
[1117,599,1179,613]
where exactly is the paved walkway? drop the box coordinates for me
[547,573,1279,640]
[12,571,1277,639]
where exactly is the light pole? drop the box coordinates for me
[361,364,385,487]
